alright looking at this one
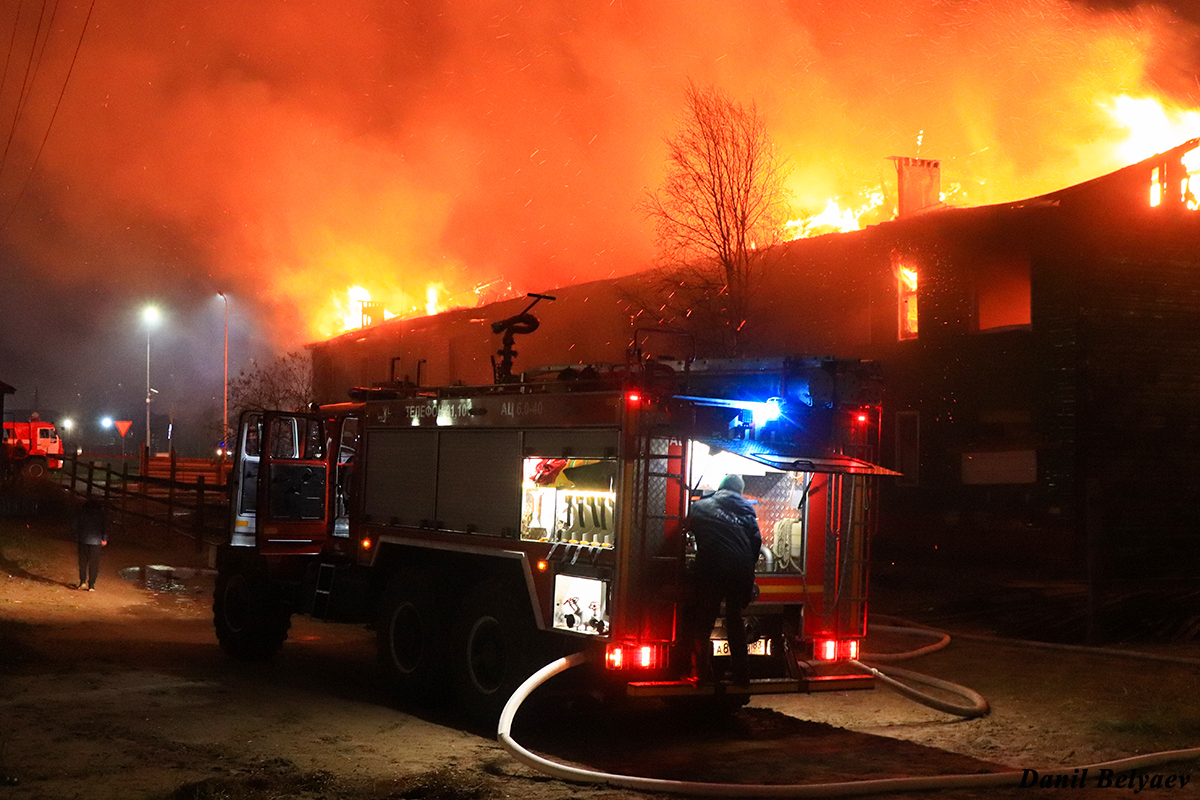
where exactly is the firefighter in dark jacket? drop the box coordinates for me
[72,498,108,591]
[678,474,762,685]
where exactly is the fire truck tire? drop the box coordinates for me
[453,579,539,722]
[376,570,451,704]
[213,567,291,660]
[21,457,48,479]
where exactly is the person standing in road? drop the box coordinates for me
[72,499,108,591]
[678,474,762,686]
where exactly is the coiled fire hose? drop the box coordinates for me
[497,627,1200,797]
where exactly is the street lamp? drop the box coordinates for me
[218,292,229,454]
[143,305,160,456]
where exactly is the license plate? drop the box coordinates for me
[712,638,771,657]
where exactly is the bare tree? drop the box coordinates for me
[228,351,313,424]
[637,81,791,355]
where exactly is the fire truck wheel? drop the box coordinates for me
[21,457,48,479]
[376,570,450,704]
[453,579,538,722]
[212,566,291,660]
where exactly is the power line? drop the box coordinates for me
[0,0,94,233]
[0,0,52,186]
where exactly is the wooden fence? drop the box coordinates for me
[58,452,231,553]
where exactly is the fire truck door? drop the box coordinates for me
[256,411,330,555]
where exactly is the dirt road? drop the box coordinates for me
[2,513,1199,799]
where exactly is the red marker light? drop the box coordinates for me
[626,392,642,404]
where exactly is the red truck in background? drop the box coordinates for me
[2,413,63,478]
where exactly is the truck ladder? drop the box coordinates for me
[628,433,688,637]
[310,562,336,620]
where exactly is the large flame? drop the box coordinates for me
[2,0,1199,348]
[1106,95,1200,163]
[786,193,887,240]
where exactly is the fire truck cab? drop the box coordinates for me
[215,355,896,717]
[2,413,63,478]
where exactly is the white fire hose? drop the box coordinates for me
[497,627,1200,797]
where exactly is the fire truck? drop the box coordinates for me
[2,413,63,478]
[214,354,897,717]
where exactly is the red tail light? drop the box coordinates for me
[605,642,665,670]
[813,638,860,662]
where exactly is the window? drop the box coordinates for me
[1182,147,1199,211]
[1150,147,1199,210]
[977,258,1031,331]
[894,253,919,340]
[266,415,326,521]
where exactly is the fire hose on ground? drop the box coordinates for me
[496,623,1200,797]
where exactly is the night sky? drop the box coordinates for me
[2,0,1198,454]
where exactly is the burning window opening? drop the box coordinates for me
[1148,146,1200,211]
[894,255,919,341]
[1182,147,1200,211]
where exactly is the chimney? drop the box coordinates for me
[890,156,941,217]
[361,301,385,327]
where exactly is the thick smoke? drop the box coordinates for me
[1,0,1197,430]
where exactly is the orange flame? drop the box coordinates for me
[1106,95,1200,164]
[785,192,887,240]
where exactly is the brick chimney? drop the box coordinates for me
[890,156,941,217]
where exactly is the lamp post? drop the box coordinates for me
[218,292,229,453]
[143,306,160,457]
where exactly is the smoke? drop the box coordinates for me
[1,0,1197,428]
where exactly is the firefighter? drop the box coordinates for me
[678,474,762,686]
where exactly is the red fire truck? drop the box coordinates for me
[214,355,896,717]
[2,413,63,478]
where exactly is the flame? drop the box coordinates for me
[344,286,372,330]
[785,193,887,240]
[311,282,461,338]
[425,283,444,317]
[1106,95,1200,165]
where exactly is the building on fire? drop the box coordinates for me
[310,138,1200,606]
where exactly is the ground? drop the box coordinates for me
[2,504,1200,800]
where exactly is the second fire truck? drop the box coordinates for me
[214,353,896,717]
[2,413,63,478]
